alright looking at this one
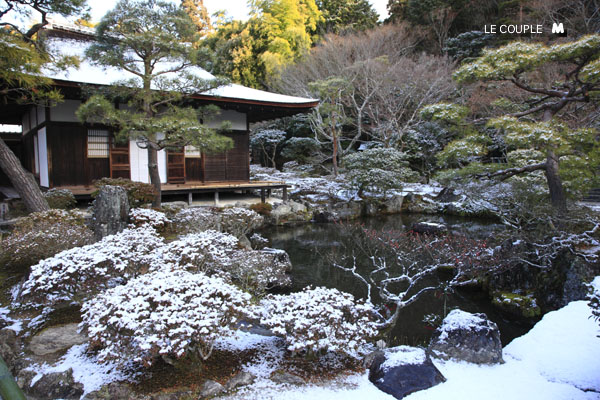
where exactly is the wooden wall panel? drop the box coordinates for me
[88,159,109,183]
[203,152,227,181]
[185,158,202,182]
[47,124,87,187]
[226,132,249,181]
[202,131,249,182]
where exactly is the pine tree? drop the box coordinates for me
[77,0,232,208]
[423,35,600,213]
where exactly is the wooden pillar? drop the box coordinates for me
[188,192,193,206]
[282,186,288,201]
[260,188,266,203]
[214,191,219,206]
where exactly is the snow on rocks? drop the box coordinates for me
[368,346,446,399]
[81,269,251,368]
[381,347,428,370]
[428,309,503,364]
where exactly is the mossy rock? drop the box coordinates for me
[492,291,541,318]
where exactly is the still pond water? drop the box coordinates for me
[260,213,536,346]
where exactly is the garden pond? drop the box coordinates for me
[260,213,537,346]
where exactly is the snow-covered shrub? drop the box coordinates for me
[171,207,219,234]
[345,148,420,196]
[129,208,171,232]
[44,188,76,209]
[218,207,264,237]
[255,287,378,357]
[227,248,292,296]
[21,227,164,305]
[81,269,251,368]
[171,207,263,237]
[0,210,93,270]
[160,230,239,272]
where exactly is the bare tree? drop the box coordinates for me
[329,221,496,337]
[272,24,455,156]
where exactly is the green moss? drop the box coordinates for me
[492,291,541,318]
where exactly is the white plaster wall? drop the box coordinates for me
[205,109,246,130]
[129,141,149,183]
[158,149,167,183]
[129,141,167,184]
[38,127,49,187]
[50,99,81,122]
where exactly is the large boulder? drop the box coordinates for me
[28,323,87,356]
[368,346,445,399]
[28,368,84,400]
[270,201,309,224]
[83,382,134,400]
[428,309,503,364]
[91,185,130,240]
[411,221,448,235]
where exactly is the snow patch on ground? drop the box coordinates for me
[0,306,22,333]
[26,344,130,396]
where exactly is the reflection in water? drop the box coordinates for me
[260,214,535,346]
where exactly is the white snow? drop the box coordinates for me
[0,306,22,333]
[26,344,130,396]
[381,346,427,370]
[219,295,600,400]
[436,309,486,342]
[42,33,316,105]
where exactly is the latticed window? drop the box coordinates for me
[88,129,109,158]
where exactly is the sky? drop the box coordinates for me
[87,0,390,23]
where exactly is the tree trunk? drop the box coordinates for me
[545,149,567,213]
[0,138,49,213]
[332,132,338,177]
[542,107,567,213]
[147,146,162,208]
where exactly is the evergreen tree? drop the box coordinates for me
[315,0,379,34]
[181,0,211,37]
[205,0,322,88]
[77,0,232,207]
[423,35,600,213]
[0,0,88,212]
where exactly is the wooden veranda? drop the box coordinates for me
[59,180,290,205]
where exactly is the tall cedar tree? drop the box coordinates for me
[181,0,211,37]
[0,0,88,212]
[77,0,232,207]
[423,35,600,213]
